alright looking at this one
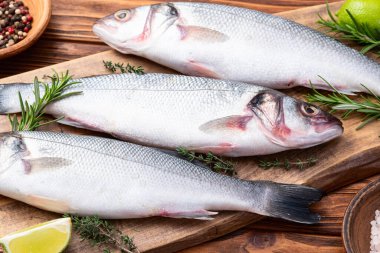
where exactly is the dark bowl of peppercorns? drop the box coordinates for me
[0,0,51,59]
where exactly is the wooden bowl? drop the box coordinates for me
[343,179,380,253]
[0,0,52,59]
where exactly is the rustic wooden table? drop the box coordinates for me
[0,0,375,252]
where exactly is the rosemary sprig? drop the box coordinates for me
[103,60,145,75]
[318,1,380,55]
[176,147,236,176]
[64,214,139,253]
[8,71,81,131]
[258,157,318,171]
[307,77,380,130]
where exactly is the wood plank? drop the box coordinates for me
[0,41,109,78]
[181,175,380,253]
[2,2,379,253]
[180,230,345,253]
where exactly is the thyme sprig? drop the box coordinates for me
[103,60,145,75]
[318,1,380,55]
[8,71,81,131]
[176,147,236,176]
[64,214,139,253]
[307,77,380,130]
[258,157,318,171]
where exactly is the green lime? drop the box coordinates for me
[336,0,380,34]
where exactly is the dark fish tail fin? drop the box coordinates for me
[251,181,323,224]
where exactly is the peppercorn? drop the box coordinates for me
[6,38,14,47]
[7,26,14,34]
[0,0,32,49]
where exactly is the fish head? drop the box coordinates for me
[249,91,343,149]
[0,133,25,174]
[93,3,180,53]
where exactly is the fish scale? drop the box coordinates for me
[93,2,380,95]
[0,131,322,223]
[0,73,342,156]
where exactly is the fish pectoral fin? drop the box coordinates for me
[178,25,229,43]
[200,115,253,133]
[22,157,73,174]
[25,194,70,213]
[190,143,235,155]
[58,118,87,129]
[187,60,220,79]
[160,209,218,220]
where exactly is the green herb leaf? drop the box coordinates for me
[64,214,139,253]
[8,71,82,131]
[318,1,380,56]
[307,77,380,130]
[103,60,145,75]
[258,157,318,171]
[176,147,236,176]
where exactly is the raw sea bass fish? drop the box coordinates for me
[92,3,380,95]
[0,74,343,157]
[0,131,322,224]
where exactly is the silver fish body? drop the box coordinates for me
[0,74,342,157]
[0,131,322,223]
[93,2,380,95]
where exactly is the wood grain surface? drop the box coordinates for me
[181,175,380,253]
[0,1,378,253]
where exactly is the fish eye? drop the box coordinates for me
[168,5,178,16]
[114,10,131,21]
[301,103,320,117]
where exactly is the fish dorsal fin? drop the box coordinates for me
[22,157,72,174]
[199,115,253,133]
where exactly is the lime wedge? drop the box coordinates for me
[0,218,71,253]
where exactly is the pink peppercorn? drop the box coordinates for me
[7,27,14,34]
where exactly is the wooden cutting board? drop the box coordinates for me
[1,1,379,252]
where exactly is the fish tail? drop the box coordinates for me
[250,181,323,224]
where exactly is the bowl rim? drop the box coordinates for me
[342,179,380,253]
[0,0,52,58]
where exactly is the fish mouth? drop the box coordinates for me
[93,7,154,53]
[313,115,343,134]
[93,21,129,53]
[317,123,343,142]
[297,123,343,149]
[93,21,114,43]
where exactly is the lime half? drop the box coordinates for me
[0,218,71,253]
[336,0,380,33]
